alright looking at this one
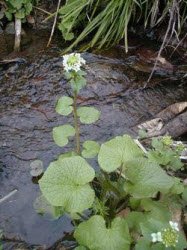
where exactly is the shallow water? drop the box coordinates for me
[0,32,187,248]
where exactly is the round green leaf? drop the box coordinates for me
[77,107,100,124]
[53,125,75,147]
[98,135,144,172]
[82,141,100,158]
[39,156,95,214]
[55,96,73,116]
[74,215,131,250]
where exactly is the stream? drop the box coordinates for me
[0,30,187,249]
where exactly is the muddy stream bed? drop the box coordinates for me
[0,31,187,249]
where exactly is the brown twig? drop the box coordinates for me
[47,0,62,47]
[146,0,178,84]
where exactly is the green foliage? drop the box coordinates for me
[148,137,184,171]
[123,158,174,198]
[52,124,75,147]
[55,96,73,116]
[77,107,100,124]
[39,156,95,214]
[98,135,144,172]
[82,140,100,158]
[58,0,187,52]
[74,215,131,250]
[4,0,34,21]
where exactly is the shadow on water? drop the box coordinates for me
[0,30,187,248]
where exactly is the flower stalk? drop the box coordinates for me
[73,90,81,155]
[62,53,86,154]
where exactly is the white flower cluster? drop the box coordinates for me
[63,53,86,72]
[151,221,179,247]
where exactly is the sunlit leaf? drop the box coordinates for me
[55,96,73,116]
[39,156,95,214]
[74,215,131,250]
[53,125,75,147]
[82,140,100,158]
[77,107,100,124]
[98,135,144,172]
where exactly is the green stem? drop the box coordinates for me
[73,91,81,155]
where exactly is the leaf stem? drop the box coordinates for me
[73,91,81,155]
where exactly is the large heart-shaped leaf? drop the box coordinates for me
[98,135,144,172]
[39,156,95,214]
[55,96,73,116]
[74,215,131,250]
[77,107,100,124]
[82,140,100,158]
[124,158,174,198]
[53,125,75,147]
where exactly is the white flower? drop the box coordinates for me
[169,221,179,231]
[63,53,86,72]
[151,232,162,243]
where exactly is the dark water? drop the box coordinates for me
[0,32,187,248]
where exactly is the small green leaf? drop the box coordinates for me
[124,158,174,198]
[39,156,95,214]
[77,107,100,124]
[169,177,184,194]
[98,135,144,172]
[82,141,100,158]
[52,125,75,147]
[5,11,13,21]
[11,0,22,10]
[55,96,73,116]
[74,215,131,250]
[15,8,25,19]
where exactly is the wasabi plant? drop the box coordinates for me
[38,54,187,250]
[54,52,100,156]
